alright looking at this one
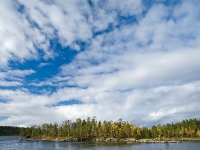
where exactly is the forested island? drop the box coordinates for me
[18,117,200,142]
[0,126,20,136]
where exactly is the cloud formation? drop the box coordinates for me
[0,0,200,127]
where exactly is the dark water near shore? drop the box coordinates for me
[1,136,200,150]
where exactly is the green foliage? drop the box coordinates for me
[0,126,20,136]
[19,118,200,140]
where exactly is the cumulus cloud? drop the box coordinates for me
[48,0,200,125]
[1,81,200,126]
[0,0,144,66]
[0,0,200,126]
[0,1,50,66]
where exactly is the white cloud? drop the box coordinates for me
[38,63,50,68]
[0,81,22,87]
[0,69,35,87]
[16,0,93,49]
[0,0,200,127]
[1,81,200,126]
[57,47,200,91]
[0,0,86,66]
[55,0,200,88]
[0,0,144,66]
[44,0,200,125]
[0,69,35,79]
[0,2,44,65]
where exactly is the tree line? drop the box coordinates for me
[0,126,20,136]
[19,117,200,140]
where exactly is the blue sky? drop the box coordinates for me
[0,0,200,127]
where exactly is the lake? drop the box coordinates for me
[1,136,200,150]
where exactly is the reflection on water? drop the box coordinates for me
[1,136,200,150]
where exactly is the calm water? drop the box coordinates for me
[1,136,200,150]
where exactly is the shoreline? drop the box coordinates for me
[18,137,200,143]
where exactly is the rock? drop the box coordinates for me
[25,135,31,139]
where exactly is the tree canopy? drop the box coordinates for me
[0,126,20,136]
[19,117,200,140]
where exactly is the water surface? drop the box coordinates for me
[1,136,200,150]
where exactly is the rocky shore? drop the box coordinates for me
[19,136,200,143]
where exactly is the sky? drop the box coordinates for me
[0,0,200,127]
